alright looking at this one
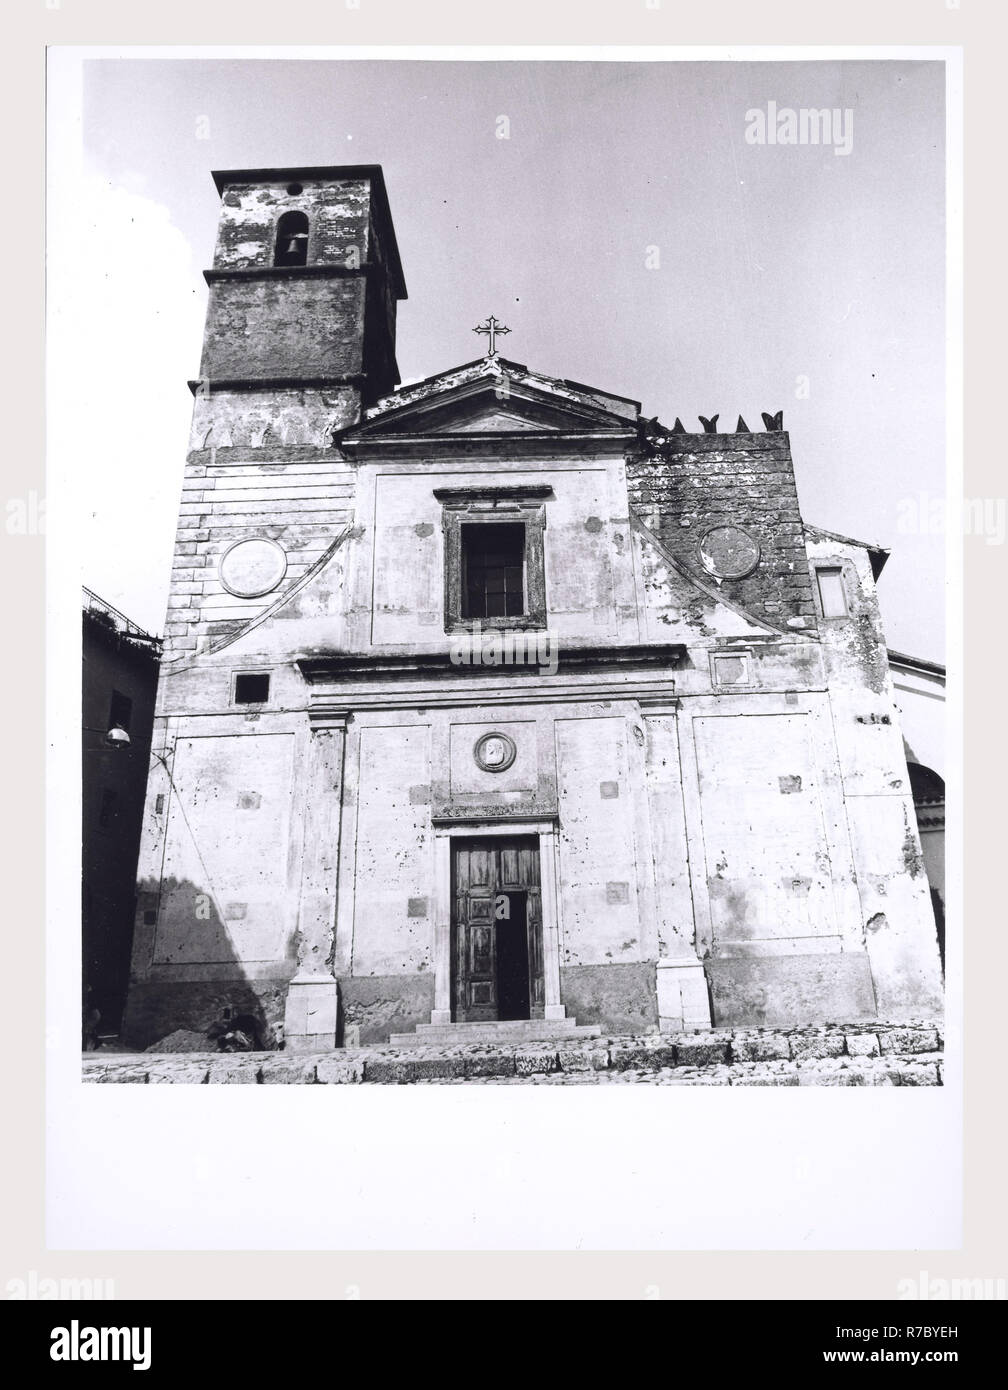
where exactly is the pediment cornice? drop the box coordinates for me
[341,357,639,457]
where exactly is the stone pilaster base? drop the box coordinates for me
[657,958,712,1033]
[283,976,339,1053]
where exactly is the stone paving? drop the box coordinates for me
[82,1021,944,1086]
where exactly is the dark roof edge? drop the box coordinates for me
[804,523,890,579]
[887,648,947,679]
[210,164,407,300]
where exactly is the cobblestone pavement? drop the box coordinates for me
[82,1021,944,1086]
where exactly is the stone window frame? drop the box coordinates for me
[434,486,551,633]
[812,563,850,621]
[709,649,754,689]
[232,670,272,706]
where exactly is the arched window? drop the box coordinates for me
[274,210,309,267]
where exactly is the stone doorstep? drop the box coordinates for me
[389,1020,601,1046]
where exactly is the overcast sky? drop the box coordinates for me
[63,56,945,658]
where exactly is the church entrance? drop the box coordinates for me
[451,836,545,1023]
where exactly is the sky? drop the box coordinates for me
[62,55,946,658]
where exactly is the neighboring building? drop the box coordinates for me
[122,165,944,1051]
[888,649,946,969]
[82,588,161,1041]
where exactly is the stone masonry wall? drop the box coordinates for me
[626,431,817,631]
[162,441,358,657]
[202,173,401,400]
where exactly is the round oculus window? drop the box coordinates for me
[219,538,288,599]
[473,732,517,774]
[698,525,761,580]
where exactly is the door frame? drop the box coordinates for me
[451,842,542,1023]
[430,818,565,1024]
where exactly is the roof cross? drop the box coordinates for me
[473,314,511,358]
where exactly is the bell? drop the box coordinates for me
[285,237,302,256]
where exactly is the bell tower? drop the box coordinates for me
[192,164,407,435]
[161,166,407,660]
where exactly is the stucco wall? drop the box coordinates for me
[555,715,646,967]
[348,724,434,976]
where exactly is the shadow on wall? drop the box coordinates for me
[931,887,946,978]
[119,875,287,1053]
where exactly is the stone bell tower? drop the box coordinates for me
[198,165,406,401]
[164,165,407,660]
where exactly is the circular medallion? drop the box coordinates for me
[219,538,288,598]
[473,731,517,774]
[698,525,761,580]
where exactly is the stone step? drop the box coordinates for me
[389,1019,602,1046]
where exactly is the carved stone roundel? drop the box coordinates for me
[219,538,288,598]
[474,731,517,773]
[697,525,761,580]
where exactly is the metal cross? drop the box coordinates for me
[473,315,511,358]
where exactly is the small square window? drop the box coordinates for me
[816,567,848,618]
[234,672,270,704]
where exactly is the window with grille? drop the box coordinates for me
[436,486,550,632]
[462,522,526,619]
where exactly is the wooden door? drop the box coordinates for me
[452,836,543,1022]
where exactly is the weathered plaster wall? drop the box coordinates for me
[212,177,374,271]
[641,713,695,959]
[189,387,360,452]
[559,962,658,1033]
[691,711,838,944]
[346,724,434,977]
[706,955,877,1028]
[202,277,369,382]
[122,979,288,1051]
[634,526,768,645]
[137,729,300,969]
[366,461,633,649]
[339,973,435,1045]
[123,719,304,1048]
[555,715,648,967]
[627,431,817,630]
[161,446,358,659]
[807,534,944,1016]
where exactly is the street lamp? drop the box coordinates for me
[83,725,132,748]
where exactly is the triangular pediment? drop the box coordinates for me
[445,406,549,433]
[353,357,640,442]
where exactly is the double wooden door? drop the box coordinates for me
[452,836,545,1022]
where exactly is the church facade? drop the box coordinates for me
[123,165,944,1051]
